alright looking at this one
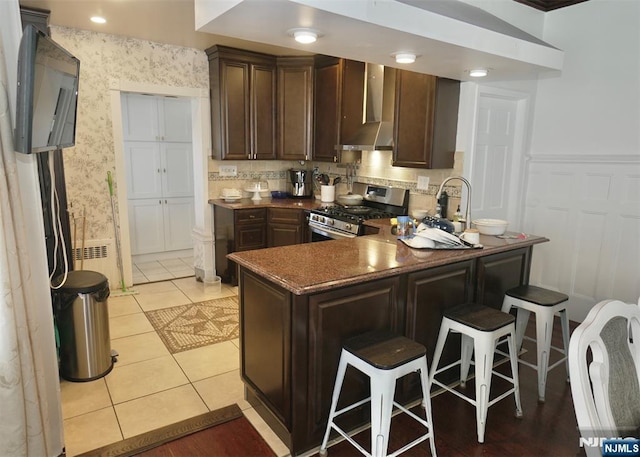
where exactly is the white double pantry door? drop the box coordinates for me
[122,93,194,256]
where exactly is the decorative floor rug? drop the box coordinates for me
[145,296,239,354]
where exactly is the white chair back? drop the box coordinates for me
[568,299,640,457]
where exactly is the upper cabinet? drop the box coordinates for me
[313,56,365,163]
[122,94,192,143]
[276,56,314,161]
[393,70,460,168]
[207,45,277,160]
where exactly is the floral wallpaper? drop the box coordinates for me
[49,26,209,240]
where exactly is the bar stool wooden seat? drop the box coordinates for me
[430,303,523,444]
[319,330,436,457]
[501,285,571,402]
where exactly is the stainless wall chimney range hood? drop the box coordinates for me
[337,64,396,152]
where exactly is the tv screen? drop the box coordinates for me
[14,24,80,154]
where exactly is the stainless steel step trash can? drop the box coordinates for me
[53,270,114,381]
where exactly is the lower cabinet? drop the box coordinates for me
[475,247,530,309]
[128,197,194,255]
[268,207,308,246]
[214,205,308,284]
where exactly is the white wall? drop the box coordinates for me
[525,0,640,321]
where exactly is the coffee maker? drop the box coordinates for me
[288,169,312,198]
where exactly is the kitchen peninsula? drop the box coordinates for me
[228,224,547,455]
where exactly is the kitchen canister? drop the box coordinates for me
[320,185,335,202]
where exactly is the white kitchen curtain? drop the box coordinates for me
[0,36,50,456]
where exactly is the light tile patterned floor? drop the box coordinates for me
[132,257,194,285]
[60,278,290,457]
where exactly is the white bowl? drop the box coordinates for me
[412,209,429,220]
[472,218,509,235]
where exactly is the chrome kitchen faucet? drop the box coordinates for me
[436,176,472,228]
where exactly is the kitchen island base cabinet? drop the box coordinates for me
[239,269,403,454]
[235,242,538,455]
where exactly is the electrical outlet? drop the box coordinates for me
[219,165,237,177]
[417,175,430,191]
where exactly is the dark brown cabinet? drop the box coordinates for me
[214,206,266,284]
[475,247,531,309]
[267,208,307,247]
[393,70,460,168]
[236,244,534,455]
[313,56,365,162]
[214,205,309,284]
[277,57,314,161]
[207,45,276,160]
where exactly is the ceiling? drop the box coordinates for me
[19,0,309,56]
[18,0,578,81]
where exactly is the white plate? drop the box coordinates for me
[220,195,242,202]
[415,227,464,246]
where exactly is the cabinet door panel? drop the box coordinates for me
[125,142,162,199]
[241,271,291,427]
[237,225,266,251]
[128,199,164,255]
[161,97,192,142]
[406,260,474,361]
[278,61,313,161]
[252,64,277,160]
[121,94,159,141]
[393,70,435,168]
[313,62,340,162]
[162,143,193,197]
[163,197,195,251]
[475,247,530,309]
[221,60,250,160]
[307,277,402,435]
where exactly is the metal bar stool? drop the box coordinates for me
[501,285,571,402]
[430,303,523,444]
[319,330,436,457]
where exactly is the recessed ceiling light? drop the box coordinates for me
[90,16,106,24]
[393,53,417,64]
[469,68,488,77]
[287,28,321,44]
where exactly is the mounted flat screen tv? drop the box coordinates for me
[14,24,80,154]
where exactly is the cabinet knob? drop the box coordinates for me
[159,200,162,204]
[157,169,161,173]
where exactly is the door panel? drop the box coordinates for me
[161,97,192,142]
[471,96,517,220]
[163,197,195,251]
[128,199,164,255]
[162,143,193,197]
[121,94,159,141]
[125,142,162,199]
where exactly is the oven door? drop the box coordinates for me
[308,221,357,241]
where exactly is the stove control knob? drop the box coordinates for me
[345,224,352,230]
[328,219,334,226]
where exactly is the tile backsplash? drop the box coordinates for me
[208,150,465,219]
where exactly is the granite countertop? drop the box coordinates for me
[228,223,548,295]
[209,197,323,211]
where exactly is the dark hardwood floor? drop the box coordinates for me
[318,318,585,457]
[137,415,276,457]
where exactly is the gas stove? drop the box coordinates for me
[308,182,409,240]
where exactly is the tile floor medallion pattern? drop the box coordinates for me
[145,296,239,354]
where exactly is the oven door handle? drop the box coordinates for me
[309,222,357,240]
